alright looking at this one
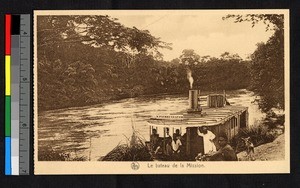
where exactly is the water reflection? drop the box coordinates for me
[38,89,265,161]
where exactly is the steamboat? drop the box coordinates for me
[146,89,249,160]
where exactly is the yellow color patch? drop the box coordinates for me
[5,55,11,96]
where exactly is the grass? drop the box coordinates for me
[231,115,284,153]
[38,145,87,161]
[101,126,152,161]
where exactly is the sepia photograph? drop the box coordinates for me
[34,10,289,174]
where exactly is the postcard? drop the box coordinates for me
[34,9,290,174]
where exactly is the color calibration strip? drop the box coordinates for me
[5,14,31,175]
[5,14,12,175]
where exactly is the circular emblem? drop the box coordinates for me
[131,162,140,170]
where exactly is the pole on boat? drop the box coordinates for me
[89,137,92,161]
[163,128,166,154]
[223,90,226,106]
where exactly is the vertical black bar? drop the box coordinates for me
[11,15,20,35]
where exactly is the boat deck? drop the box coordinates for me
[148,105,248,127]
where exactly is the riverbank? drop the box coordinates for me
[237,133,285,161]
[39,88,250,113]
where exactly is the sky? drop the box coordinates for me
[107,12,274,61]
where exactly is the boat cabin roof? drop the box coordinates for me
[147,105,248,128]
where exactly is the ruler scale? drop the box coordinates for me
[19,14,31,175]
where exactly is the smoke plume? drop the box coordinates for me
[187,68,194,89]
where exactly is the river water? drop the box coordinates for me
[38,89,265,161]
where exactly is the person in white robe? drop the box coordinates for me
[197,126,216,154]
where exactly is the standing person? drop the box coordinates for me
[210,132,238,161]
[165,137,173,156]
[163,127,172,155]
[150,129,159,152]
[197,126,216,154]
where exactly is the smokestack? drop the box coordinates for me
[187,69,194,89]
[188,89,201,113]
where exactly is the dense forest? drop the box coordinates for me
[224,14,284,112]
[37,14,284,113]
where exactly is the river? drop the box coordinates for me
[38,89,265,161]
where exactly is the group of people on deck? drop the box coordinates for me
[150,126,237,161]
[150,128,183,157]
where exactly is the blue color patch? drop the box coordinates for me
[5,137,11,175]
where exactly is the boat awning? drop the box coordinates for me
[147,105,248,128]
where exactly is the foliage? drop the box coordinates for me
[223,14,283,31]
[37,16,171,58]
[220,52,242,61]
[38,56,99,111]
[102,129,152,161]
[179,49,200,65]
[250,30,284,112]
[38,16,251,111]
[224,14,284,112]
[174,51,251,92]
[37,15,170,111]
[231,123,278,153]
[38,145,87,161]
[264,110,285,129]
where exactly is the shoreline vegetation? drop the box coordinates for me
[38,58,251,113]
[39,89,248,114]
[232,112,285,154]
[100,127,152,161]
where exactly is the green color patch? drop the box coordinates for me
[5,96,11,136]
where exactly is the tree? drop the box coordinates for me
[37,15,171,59]
[223,14,283,31]
[250,31,284,112]
[170,58,180,64]
[200,55,211,63]
[220,52,242,61]
[37,15,172,110]
[224,14,284,112]
[179,49,200,65]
